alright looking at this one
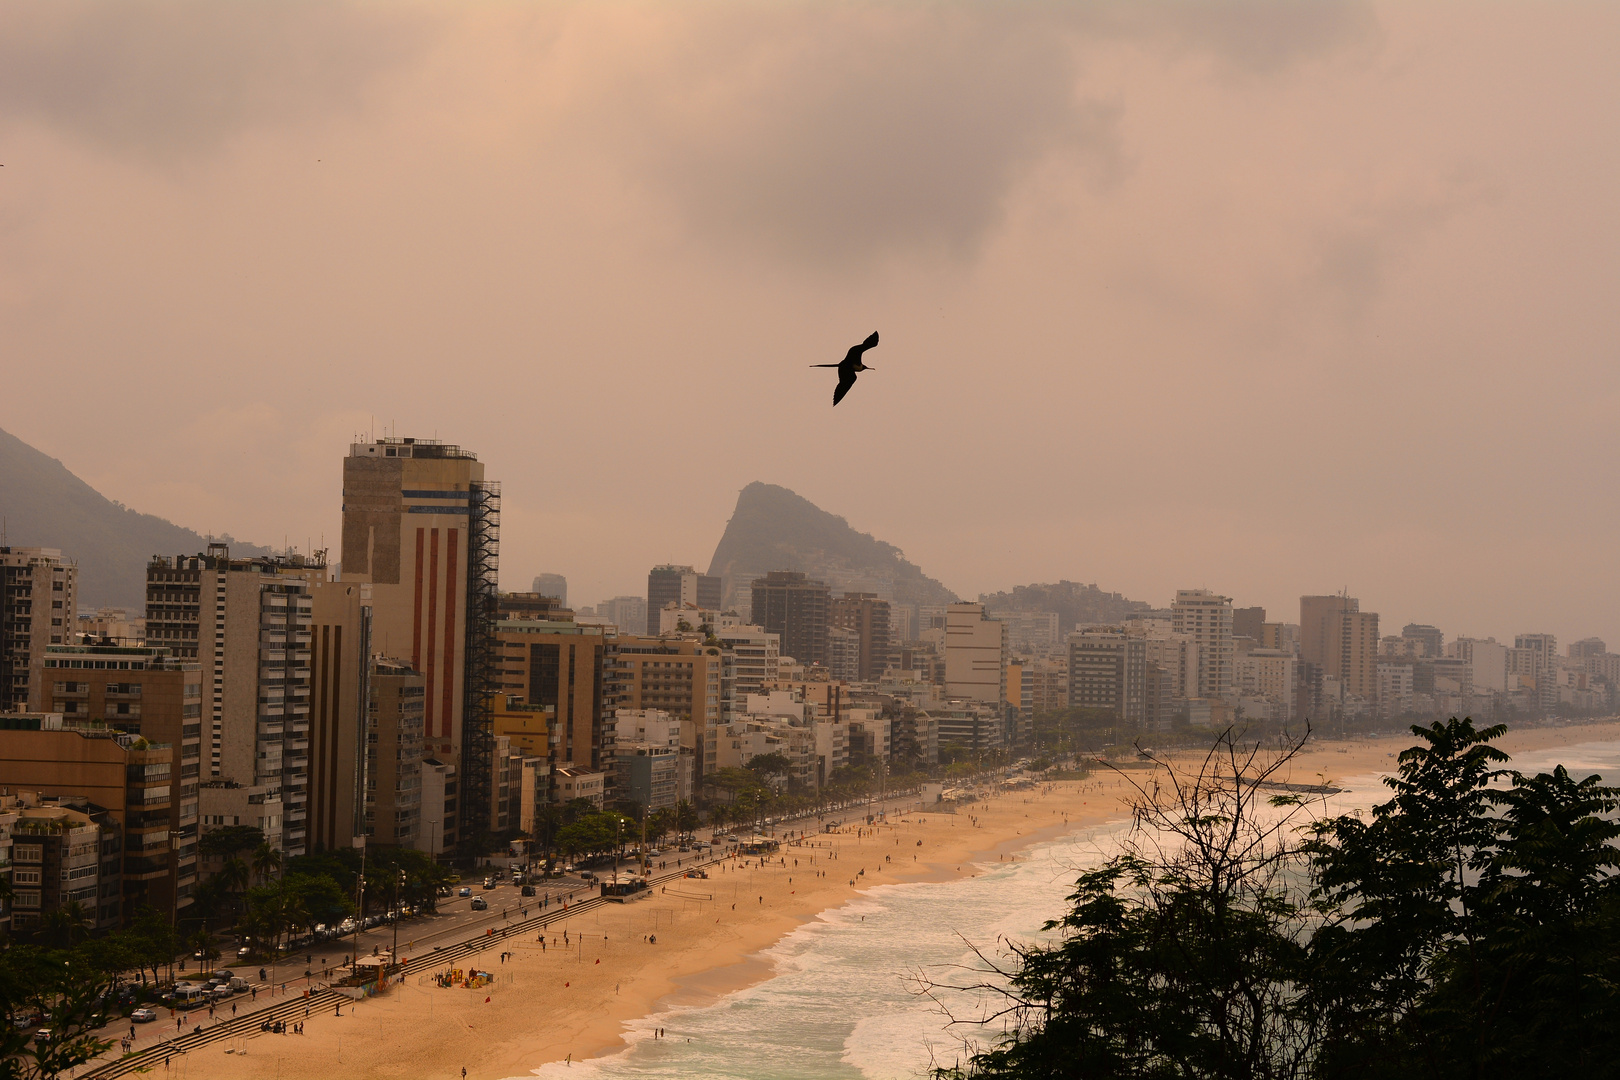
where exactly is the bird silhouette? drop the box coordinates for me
[811,331,879,405]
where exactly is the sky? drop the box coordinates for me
[3,1,1618,646]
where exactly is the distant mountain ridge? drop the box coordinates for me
[707,482,959,610]
[977,580,1152,631]
[0,426,271,609]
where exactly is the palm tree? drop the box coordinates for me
[216,856,251,919]
[251,842,282,886]
[41,900,91,949]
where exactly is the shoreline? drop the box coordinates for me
[184,719,1620,1080]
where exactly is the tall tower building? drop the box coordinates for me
[530,574,568,607]
[1300,595,1356,672]
[145,547,315,855]
[1231,606,1266,643]
[274,562,372,853]
[646,565,722,634]
[831,592,892,681]
[1299,595,1380,701]
[750,571,832,668]
[1068,629,1147,724]
[341,438,501,848]
[1172,589,1233,699]
[3,547,77,712]
[944,602,1008,705]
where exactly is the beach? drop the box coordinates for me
[181,719,1620,1080]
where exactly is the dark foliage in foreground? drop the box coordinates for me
[929,718,1620,1080]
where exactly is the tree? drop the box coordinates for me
[675,800,700,836]
[930,717,1620,1080]
[645,808,674,846]
[198,824,265,859]
[251,841,283,886]
[1306,717,1620,1078]
[36,901,90,950]
[927,728,1320,1079]
[0,947,116,1080]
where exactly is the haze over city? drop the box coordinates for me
[4,2,1619,641]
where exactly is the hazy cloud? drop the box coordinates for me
[0,1,433,155]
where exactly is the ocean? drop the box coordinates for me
[525,736,1620,1080]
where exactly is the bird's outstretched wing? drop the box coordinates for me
[843,331,879,366]
[832,369,859,406]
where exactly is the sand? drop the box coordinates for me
[167,719,1620,1080]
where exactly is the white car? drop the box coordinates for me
[131,1008,158,1023]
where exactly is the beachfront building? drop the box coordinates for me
[2,546,78,713]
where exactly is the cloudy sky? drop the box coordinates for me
[3,1,1617,644]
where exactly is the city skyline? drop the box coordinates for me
[3,3,1618,647]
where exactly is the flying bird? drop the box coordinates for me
[811,331,879,405]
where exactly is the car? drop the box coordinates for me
[578,870,595,881]
[469,897,487,911]
[33,1029,52,1046]
[482,878,496,890]
[458,887,472,898]
[520,885,536,897]
[237,946,252,959]
[131,1008,158,1023]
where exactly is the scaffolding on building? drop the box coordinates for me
[459,480,501,855]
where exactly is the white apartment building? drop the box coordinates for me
[716,625,780,723]
[1378,662,1415,715]
[1449,637,1508,693]
[1171,590,1234,700]
[1233,649,1296,721]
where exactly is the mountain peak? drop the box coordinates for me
[0,426,270,608]
[707,482,957,611]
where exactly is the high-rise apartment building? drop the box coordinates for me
[831,593,891,681]
[1232,606,1266,643]
[1300,596,1354,672]
[1514,633,1559,707]
[33,642,203,909]
[826,624,861,684]
[1300,595,1379,701]
[145,548,315,855]
[1402,624,1445,658]
[495,615,610,774]
[751,571,832,668]
[1338,611,1380,700]
[715,624,779,722]
[3,547,77,712]
[273,566,372,853]
[596,596,648,634]
[0,718,181,927]
[1449,637,1508,693]
[1514,634,1558,675]
[2,792,121,933]
[944,603,1008,705]
[1067,630,1147,724]
[530,574,568,607]
[341,437,501,847]
[646,566,722,635]
[1172,590,1233,699]
[1569,637,1608,662]
[986,611,1063,654]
